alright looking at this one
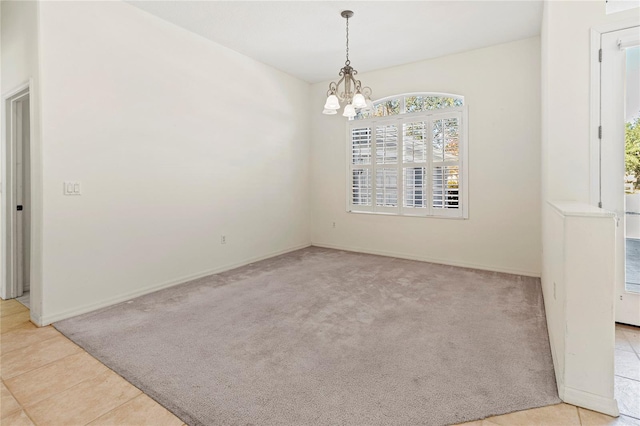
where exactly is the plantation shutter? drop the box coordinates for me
[431,112,462,217]
[375,122,399,213]
[349,125,373,212]
[401,120,428,216]
[348,108,466,218]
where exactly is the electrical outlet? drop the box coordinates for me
[63,181,82,195]
[332,222,336,228]
[221,236,226,244]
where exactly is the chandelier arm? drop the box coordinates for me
[327,81,338,97]
[334,75,347,102]
[352,78,363,93]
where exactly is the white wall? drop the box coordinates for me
[36,1,311,324]
[542,2,638,205]
[541,0,639,414]
[1,1,39,91]
[310,37,541,276]
[1,0,43,321]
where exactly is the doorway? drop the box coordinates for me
[600,25,640,328]
[2,86,31,308]
[600,24,640,422]
[624,45,640,298]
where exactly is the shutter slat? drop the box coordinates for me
[351,168,372,206]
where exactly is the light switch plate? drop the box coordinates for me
[63,181,81,195]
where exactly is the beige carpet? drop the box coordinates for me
[55,247,560,426]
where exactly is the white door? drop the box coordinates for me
[601,26,640,326]
[14,97,25,298]
[3,89,30,300]
[13,95,30,297]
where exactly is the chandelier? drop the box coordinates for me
[322,10,373,118]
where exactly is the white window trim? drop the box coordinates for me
[346,106,469,219]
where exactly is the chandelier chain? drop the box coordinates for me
[345,15,350,66]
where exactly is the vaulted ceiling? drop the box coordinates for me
[127,1,543,83]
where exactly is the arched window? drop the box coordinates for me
[355,93,464,120]
[349,93,468,218]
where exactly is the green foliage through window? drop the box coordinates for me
[355,93,463,120]
[626,115,640,192]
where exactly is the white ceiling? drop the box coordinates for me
[127,1,543,83]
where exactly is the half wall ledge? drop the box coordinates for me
[545,201,618,416]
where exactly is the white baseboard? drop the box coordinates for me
[562,386,619,417]
[30,311,44,327]
[38,241,540,325]
[41,243,311,326]
[311,242,541,278]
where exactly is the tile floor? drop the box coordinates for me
[615,323,640,422]
[16,292,30,310]
[627,238,640,294]
[1,298,639,426]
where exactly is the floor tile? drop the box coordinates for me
[0,311,31,334]
[579,408,640,425]
[88,393,183,426]
[617,329,636,353]
[25,370,141,426]
[618,324,640,338]
[0,325,61,355]
[0,300,27,318]
[616,349,640,381]
[624,332,640,355]
[5,351,109,407]
[616,325,640,354]
[615,376,640,419]
[16,292,30,309]
[1,382,21,419]
[484,403,580,425]
[1,410,35,426]
[0,321,35,339]
[0,299,22,307]
[0,335,82,379]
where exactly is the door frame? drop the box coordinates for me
[2,78,44,327]
[590,18,640,207]
[590,18,640,327]
[2,78,44,325]
[2,82,30,302]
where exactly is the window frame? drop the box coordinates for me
[346,106,469,219]
[354,92,465,120]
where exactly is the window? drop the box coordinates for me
[355,93,464,120]
[348,93,467,218]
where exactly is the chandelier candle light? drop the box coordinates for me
[323,10,374,118]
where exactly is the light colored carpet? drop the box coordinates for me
[55,247,560,426]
